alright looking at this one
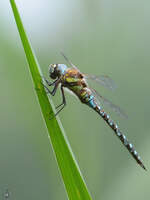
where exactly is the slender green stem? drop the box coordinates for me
[10,0,93,199]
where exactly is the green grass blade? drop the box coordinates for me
[10,0,93,199]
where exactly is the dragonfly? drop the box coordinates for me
[43,53,146,170]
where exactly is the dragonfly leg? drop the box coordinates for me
[44,77,58,86]
[55,103,64,109]
[53,85,66,117]
[42,79,60,96]
[42,84,56,96]
[55,87,66,109]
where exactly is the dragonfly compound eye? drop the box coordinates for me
[49,64,58,79]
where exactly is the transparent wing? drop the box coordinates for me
[84,74,117,91]
[60,52,117,91]
[91,88,128,119]
[60,51,78,69]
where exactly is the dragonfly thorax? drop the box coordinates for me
[49,64,68,79]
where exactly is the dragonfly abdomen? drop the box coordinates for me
[86,95,146,170]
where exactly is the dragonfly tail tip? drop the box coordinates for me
[140,163,147,171]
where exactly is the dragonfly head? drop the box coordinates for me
[49,64,59,79]
[49,64,68,79]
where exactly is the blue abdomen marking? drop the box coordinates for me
[87,95,97,108]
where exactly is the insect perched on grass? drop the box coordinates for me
[43,53,146,170]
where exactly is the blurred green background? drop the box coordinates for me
[0,0,149,199]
